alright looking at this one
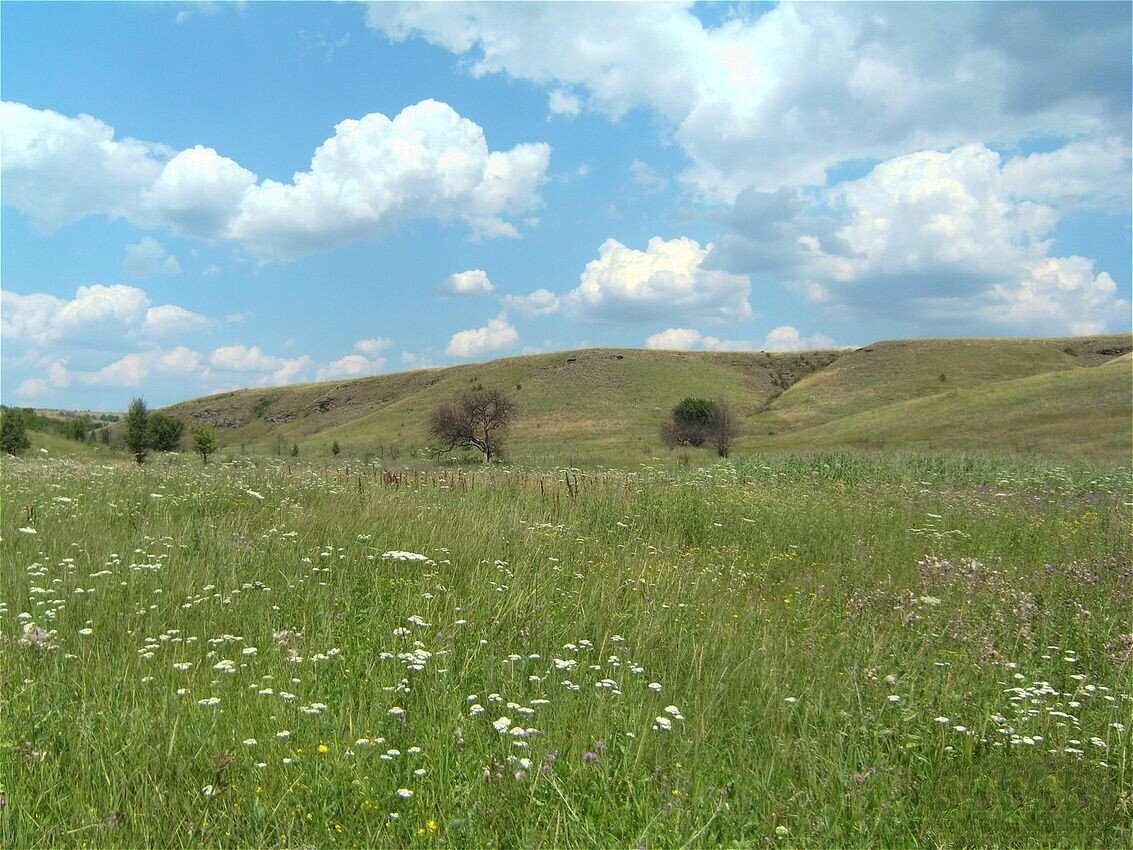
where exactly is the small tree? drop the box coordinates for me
[331,440,340,456]
[148,412,185,452]
[291,442,300,457]
[707,398,738,458]
[661,397,738,457]
[661,397,714,449]
[0,409,32,455]
[65,415,94,442]
[125,397,150,464]
[191,427,218,465]
[429,387,516,464]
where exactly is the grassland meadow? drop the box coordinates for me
[1,451,1129,848]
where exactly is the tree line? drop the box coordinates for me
[123,398,217,464]
[3,389,743,464]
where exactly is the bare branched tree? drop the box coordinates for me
[708,397,738,458]
[429,387,517,463]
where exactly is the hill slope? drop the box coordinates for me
[161,334,1132,465]
[748,353,1131,459]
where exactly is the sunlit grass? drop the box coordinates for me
[1,451,1129,847]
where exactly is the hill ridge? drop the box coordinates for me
[160,334,1132,464]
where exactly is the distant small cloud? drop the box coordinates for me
[174,2,221,25]
[644,327,752,351]
[300,29,352,62]
[440,269,495,297]
[630,160,668,194]
[400,350,439,369]
[316,353,386,381]
[501,289,561,317]
[446,312,519,358]
[566,236,752,324]
[761,326,836,352]
[143,304,210,338]
[645,325,837,352]
[354,337,393,355]
[208,343,312,385]
[548,88,581,118]
[157,346,204,374]
[124,237,181,278]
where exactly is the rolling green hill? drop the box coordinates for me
[159,334,1132,465]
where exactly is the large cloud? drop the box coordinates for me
[711,143,1129,335]
[0,284,208,350]
[229,100,550,259]
[366,2,1131,200]
[144,145,257,239]
[0,101,168,231]
[565,236,752,324]
[1,100,551,260]
[2,298,396,405]
[1001,137,1131,214]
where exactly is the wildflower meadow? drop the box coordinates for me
[1,451,1129,848]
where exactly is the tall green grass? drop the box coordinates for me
[1,452,1129,848]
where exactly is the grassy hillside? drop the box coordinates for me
[163,348,841,464]
[751,335,1126,433]
[158,335,1132,465]
[748,354,1132,459]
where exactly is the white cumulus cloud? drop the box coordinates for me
[316,353,387,381]
[761,326,836,352]
[644,327,752,351]
[710,142,1130,336]
[2,100,551,260]
[366,3,1131,201]
[230,100,550,259]
[144,145,257,238]
[441,269,494,297]
[548,88,581,117]
[1002,137,1131,213]
[157,346,205,374]
[80,352,152,387]
[0,101,168,231]
[806,144,1130,334]
[445,312,519,358]
[0,284,208,351]
[353,337,393,355]
[500,288,560,317]
[208,344,313,386]
[566,236,752,324]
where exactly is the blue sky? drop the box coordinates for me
[2,1,1130,411]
